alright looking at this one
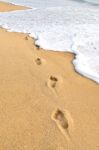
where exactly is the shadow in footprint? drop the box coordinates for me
[54,109,69,129]
[25,36,28,40]
[49,76,58,88]
[52,108,73,141]
[35,44,40,50]
[35,58,46,65]
[35,58,42,65]
[46,75,62,95]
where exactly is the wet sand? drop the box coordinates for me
[0,2,99,150]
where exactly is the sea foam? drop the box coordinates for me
[0,0,99,83]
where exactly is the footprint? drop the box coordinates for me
[49,76,58,88]
[46,75,62,95]
[35,58,46,65]
[53,109,69,129]
[35,58,42,65]
[35,44,40,50]
[25,36,28,40]
[52,108,73,141]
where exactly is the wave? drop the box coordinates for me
[0,0,99,83]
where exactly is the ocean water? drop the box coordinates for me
[0,0,99,83]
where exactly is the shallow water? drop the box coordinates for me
[0,0,99,83]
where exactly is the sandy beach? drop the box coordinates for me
[0,1,28,11]
[0,2,99,150]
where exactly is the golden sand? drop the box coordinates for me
[0,1,29,11]
[0,2,99,150]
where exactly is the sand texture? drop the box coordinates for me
[0,1,29,11]
[0,2,99,150]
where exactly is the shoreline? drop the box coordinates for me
[0,1,99,84]
[0,2,99,150]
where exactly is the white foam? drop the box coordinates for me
[0,0,99,83]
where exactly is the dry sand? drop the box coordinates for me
[0,2,99,150]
